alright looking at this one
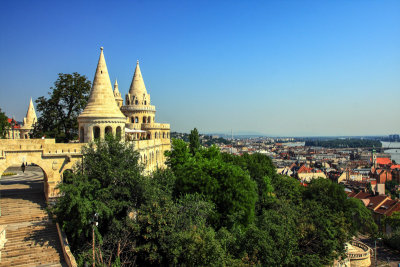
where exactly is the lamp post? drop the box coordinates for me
[375,237,381,266]
[92,213,98,267]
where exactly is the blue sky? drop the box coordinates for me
[0,0,399,136]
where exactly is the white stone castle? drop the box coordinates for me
[6,47,171,171]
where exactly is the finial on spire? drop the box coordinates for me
[114,79,118,86]
[100,47,104,51]
[137,60,139,64]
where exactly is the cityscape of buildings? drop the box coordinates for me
[1,1,399,266]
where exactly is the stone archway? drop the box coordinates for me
[0,162,51,201]
[0,139,84,201]
[0,163,66,265]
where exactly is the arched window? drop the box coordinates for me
[93,126,100,139]
[116,126,121,139]
[147,116,151,123]
[135,117,138,123]
[147,133,151,139]
[131,117,134,123]
[80,127,85,143]
[163,132,165,138]
[144,100,147,105]
[105,126,112,136]
[155,132,157,139]
[135,100,138,105]
[63,169,74,184]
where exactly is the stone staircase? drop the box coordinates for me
[0,167,66,266]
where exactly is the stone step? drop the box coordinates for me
[0,170,65,266]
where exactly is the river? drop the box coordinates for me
[381,141,400,164]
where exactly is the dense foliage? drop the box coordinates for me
[305,138,382,148]
[0,108,9,138]
[383,212,400,251]
[34,73,91,142]
[53,131,377,266]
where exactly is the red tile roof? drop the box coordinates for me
[385,201,400,216]
[366,195,390,211]
[353,192,372,200]
[376,157,392,165]
[7,118,20,129]
[375,199,398,215]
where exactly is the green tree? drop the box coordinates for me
[165,138,192,172]
[132,193,228,266]
[34,72,91,142]
[299,178,377,264]
[189,127,200,155]
[0,108,9,138]
[239,200,301,266]
[222,152,277,211]
[384,212,400,232]
[168,141,258,229]
[383,212,400,251]
[51,135,145,252]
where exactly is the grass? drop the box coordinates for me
[1,172,17,176]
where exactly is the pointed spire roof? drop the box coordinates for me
[79,47,125,119]
[113,79,123,100]
[129,60,147,95]
[23,97,37,127]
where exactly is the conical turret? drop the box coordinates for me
[125,61,151,106]
[78,47,127,143]
[78,47,125,119]
[24,98,37,127]
[129,61,147,95]
[113,79,123,108]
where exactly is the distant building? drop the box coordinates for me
[5,98,37,139]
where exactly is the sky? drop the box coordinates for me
[0,0,399,136]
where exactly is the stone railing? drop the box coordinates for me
[56,223,77,267]
[348,240,370,259]
[43,143,84,155]
[121,105,156,112]
[125,123,142,130]
[0,139,84,156]
[142,123,170,130]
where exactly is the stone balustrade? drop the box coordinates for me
[142,123,170,130]
[121,105,156,112]
[56,223,77,267]
[125,123,142,130]
[347,240,371,267]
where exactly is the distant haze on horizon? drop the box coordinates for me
[1,0,399,136]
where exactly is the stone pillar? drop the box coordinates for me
[86,125,92,143]
[100,126,105,139]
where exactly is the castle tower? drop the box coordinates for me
[113,79,123,108]
[78,47,126,143]
[20,98,38,139]
[121,60,170,170]
[23,98,37,127]
[121,61,156,126]
[372,149,377,168]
